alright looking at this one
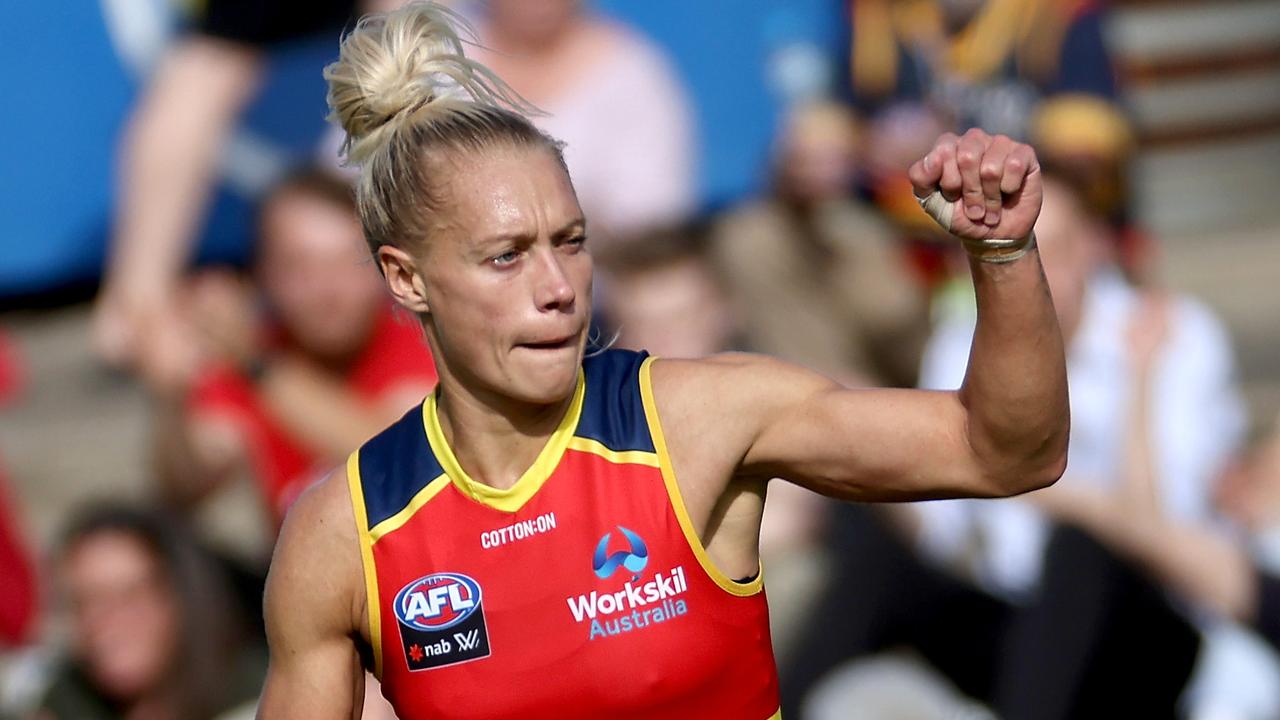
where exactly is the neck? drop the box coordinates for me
[433,371,574,491]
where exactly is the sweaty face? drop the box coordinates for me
[258,191,386,361]
[61,532,180,702]
[418,146,591,406]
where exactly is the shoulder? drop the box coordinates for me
[268,464,364,636]
[649,353,837,443]
[278,463,360,546]
[589,19,675,73]
[654,352,836,394]
[582,19,686,101]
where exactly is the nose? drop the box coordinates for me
[533,247,576,313]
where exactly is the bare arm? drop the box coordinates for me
[257,357,429,459]
[257,468,368,720]
[152,392,248,510]
[94,36,262,367]
[663,131,1067,502]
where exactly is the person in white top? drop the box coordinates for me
[466,0,696,240]
[915,174,1280,719]
[782,174,1253,718]
[915,176,1245,597]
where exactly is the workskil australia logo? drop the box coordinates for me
[567,526,690,640]
[393,572,491,671]
[592,525,648,579]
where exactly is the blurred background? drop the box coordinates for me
[2,0,1280,718]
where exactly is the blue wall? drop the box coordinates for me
[0,1,842,298]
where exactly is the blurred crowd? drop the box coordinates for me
[3,0,1280,718]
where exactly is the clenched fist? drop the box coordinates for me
[908,129,1042,263]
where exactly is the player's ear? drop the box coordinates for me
[377,245,431,314]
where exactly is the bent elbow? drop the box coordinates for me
[983,434,1069,498]
[1024,447,1068,493]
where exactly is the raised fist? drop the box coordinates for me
[908,129,1042,261]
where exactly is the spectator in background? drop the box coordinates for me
[784,175,1237,718]
[153,169,436,533]
[845,0,1128,256]
[1031,97,1155,283]
[847,0,1116,139]
[1150,416,1280,654]
[32,505,261,720]
[916,175,1243,609]
[914,175,1243,717]
[711,101,928,388]
[597,225,737,360]
[467,0,696,240]
[91,0,417,388]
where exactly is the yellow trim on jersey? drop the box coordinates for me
[423,370,585,513]
[368,473,451,544]
[638,357,763,597]
[346,450,383,680]
[565,436,660,468]
[767,709,782,720]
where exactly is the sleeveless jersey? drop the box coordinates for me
[347,349,780,719]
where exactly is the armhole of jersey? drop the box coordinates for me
[346,449,384,680]
[638,356,763,598]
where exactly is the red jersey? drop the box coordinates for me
[191,305,436,524]
[348,349,780,719]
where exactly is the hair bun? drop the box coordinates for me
[324,1,531,166]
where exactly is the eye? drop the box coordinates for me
[490,249,522,267]
[563,234,588,251]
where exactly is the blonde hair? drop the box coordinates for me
[324,1,565,253]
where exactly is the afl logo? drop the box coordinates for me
[394,573,482,632]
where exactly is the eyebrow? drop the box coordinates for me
[475,217,587,249]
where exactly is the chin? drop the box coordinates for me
[508,352,581,405]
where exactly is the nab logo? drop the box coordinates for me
[394,573,480,632]
[592,526,649,580]
[392,572,491,671]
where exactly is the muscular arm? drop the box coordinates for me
[257,468,368,719]
[660,131,1068,504]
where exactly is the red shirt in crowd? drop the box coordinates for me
[0,331,35,646]
[189,306,437,525]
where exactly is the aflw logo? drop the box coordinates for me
[393,572,492,671]
[454,628,482,651]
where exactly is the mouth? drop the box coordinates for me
[517,334,578,351]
